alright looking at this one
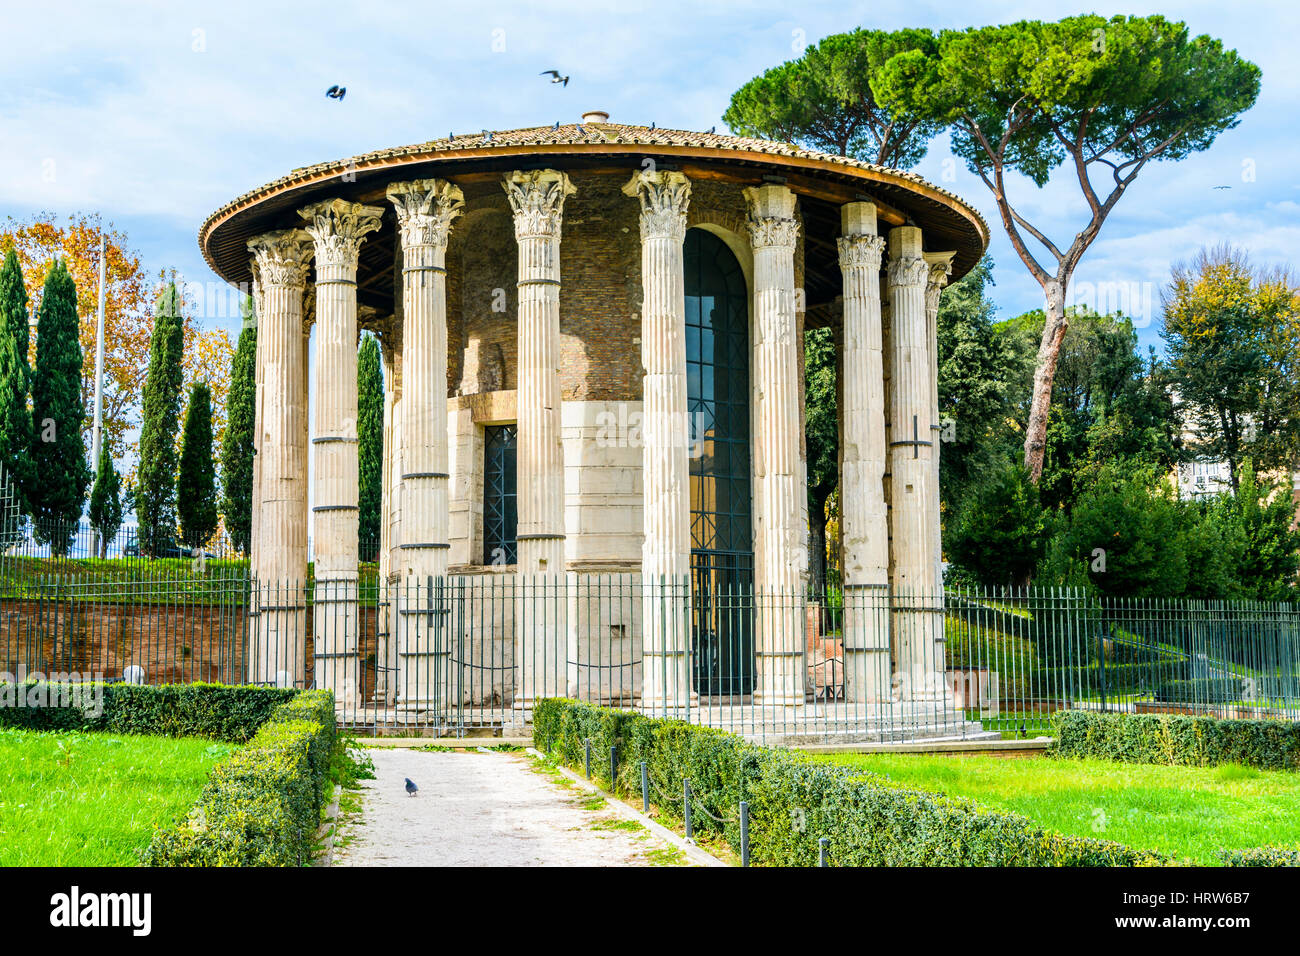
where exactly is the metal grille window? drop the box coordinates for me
[482,423,518,566]
[684,228,754,695]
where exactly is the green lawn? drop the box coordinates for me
[816,752,1300,864]
[0,728,234,865]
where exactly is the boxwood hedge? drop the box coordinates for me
[533,698,1170,867]
[142,689,336,866]
[1051,710,1300,770]
[0,680,297,741]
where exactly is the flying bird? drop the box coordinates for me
[326,85,346,101]
[540,70,570,86]
[405,777,418,797]
[1212,185,1232,190]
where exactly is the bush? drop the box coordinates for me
[1051,710,1300,770]
[534,698,1168,867]
[0,680,297,741]
[142,690,335,866]
[1218,846,1300,867]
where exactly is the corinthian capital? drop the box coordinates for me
[503,169,576,240]
[837,234,886,272]
[743,184,799,251]
[622,169,690,243]
[387,179,464,249]
[924,251,957,312]
[887,254,929,289]
[247,229,313,290]
[298,198,384,271]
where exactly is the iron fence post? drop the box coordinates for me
[641,761,649,813]
[739,800,749,867]
[683,779,692,840]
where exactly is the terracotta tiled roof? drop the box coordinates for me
[203,120,987,239]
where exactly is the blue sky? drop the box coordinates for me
[3,0,1296,355]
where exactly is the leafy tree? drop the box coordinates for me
[724,28,941,167]
[178,381,218,549]
[0,248,33,515]
[1001,308,1177,512]
[936,255,1018,511]
[1162,246,1300,491]
[29,260,90,554]
[945,459,1048,588]
[803,326,837,593]
[221,302,257,554]
[87,443,123,558]
[136,281,185,556]
[875,14,1260,481]
[1222,461,1300,601]
[1038,465,1188,598]
[358,333,383,561]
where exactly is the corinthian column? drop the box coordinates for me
[887,226,942,701]
[744,184,808,706]
[299,198,383,708]
[623,169,691,712]
[386,179,463,711]
[504,169,575,706]
[246,229,313,687]
[924,251,956,592]
[837,202,890,703]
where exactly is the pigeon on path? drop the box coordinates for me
[405,777,418,797]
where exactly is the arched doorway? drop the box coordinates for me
[685,228,754,696]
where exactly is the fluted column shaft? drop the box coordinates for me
[924,252,956,591]
[624,170,691,710]
[887,226,942,700]
[384,180,463,711]
[837,202,890,702]
[246,230,313,686]
[505,169,575,705]
[300,198,383,707]
[745,184,807,705]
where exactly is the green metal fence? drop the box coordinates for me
[4,563,1297,743]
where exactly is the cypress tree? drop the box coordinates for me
[29,259,89,555]
[87,443,123,558]
[221,300,256,554]
[178,381,218,549]
[0,248,33,524]
[136,281,185,556]
[357,333,383,561]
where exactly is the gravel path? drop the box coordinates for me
[332,748,692,867]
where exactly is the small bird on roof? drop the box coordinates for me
[540,70,570,86]
[405,777,418,797]
[707,125,716,134]
[575,123,585,135]
[552,121,560,130]
[482,129,493,142]
[326,85,346,101]
[648,121,656,131]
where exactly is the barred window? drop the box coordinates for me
[483,423,518,565]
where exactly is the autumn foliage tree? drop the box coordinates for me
[0,214,232,461]
[1162,246,1300,489]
